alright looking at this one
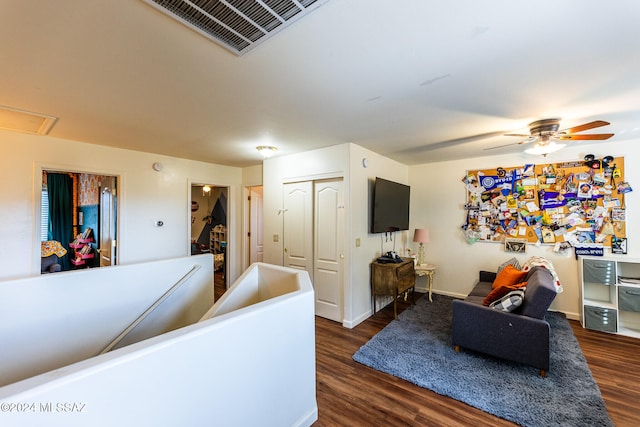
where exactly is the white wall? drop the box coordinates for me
[262,143,408,327]
[0,130,243,283]
[242,163,263,187]
[347,144,409,326]
[409,138,639,319]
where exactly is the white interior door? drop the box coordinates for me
[99,177,116,267]
[249,186,264,263]
[283,181,313,281]
[313,179,344,322]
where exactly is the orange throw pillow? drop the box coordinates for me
[483,281,528,306]
[492,264,527,289]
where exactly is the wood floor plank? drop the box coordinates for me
[216,277,639,426]
[314,294,640,427]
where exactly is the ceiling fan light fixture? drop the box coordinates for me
[525,141,566,156]
[538,134,552,145]
[494,118,613,154]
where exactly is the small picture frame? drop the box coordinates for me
[612,207,626,221]
[612,237,627,255]
[505,238,527,253]
[578,182,592,199]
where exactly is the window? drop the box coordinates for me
[41,188,49,241]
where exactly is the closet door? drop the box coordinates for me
[249,186,264,263]
[283,181,313,281]
[314,179,344,322]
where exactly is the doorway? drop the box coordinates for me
[248,186,264,264]
[41,170,118,273]
[190,184,228,297]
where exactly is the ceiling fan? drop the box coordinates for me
[486,118,614,155]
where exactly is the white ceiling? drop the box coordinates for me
[2,0,640,167]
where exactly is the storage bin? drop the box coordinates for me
[618,286,640,312]
[584,305,617,333]
[583,259,616,285]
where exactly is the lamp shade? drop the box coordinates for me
[413,228,430,243]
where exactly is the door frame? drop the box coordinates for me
[243,185,264,269]
[33,162,122,276]
[188,180,231,289]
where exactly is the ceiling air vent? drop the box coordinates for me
[141,0,329,55]
[0,106,57,136]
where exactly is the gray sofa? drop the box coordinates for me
[451,266,557,376]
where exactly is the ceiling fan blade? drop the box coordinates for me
[560,120,610,134]
[503,133,530,137]
[558,133,614,141]
[484,139,531,151]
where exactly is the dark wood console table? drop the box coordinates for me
[371,258,416,319]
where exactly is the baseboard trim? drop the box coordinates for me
[343,311,371,329]
[293,407,318,427]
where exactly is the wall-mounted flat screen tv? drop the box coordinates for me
[371,177,410,233]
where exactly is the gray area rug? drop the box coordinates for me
[353,294,613,427]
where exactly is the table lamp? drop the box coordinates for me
[413,228,430,265]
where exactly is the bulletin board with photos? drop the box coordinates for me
[462,156,631,253]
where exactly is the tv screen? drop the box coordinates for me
[371,177,410,233]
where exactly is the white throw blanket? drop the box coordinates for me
[521,256,563,293]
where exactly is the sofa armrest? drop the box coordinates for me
[479,270,496,283]
[451,299,551,372]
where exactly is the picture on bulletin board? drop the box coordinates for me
[461,156,630,248]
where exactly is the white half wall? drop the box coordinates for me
[0,254,214,387]
[409,138,639,319]
[0,262,317,427]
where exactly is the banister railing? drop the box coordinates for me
[99,264,202,355]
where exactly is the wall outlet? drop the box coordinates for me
[355,238,361,247]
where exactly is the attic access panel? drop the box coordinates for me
[142,0,328,55]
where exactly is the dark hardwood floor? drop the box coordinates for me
[314,293,640,427]
[214,276,639,426]
[213,270,226,300]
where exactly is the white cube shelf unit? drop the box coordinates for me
[580,256,640,338]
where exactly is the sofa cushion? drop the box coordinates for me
[518,268,557,319]
[492,265,527,289]
[464,295,486,306]
[483,281,527,306]
[489,289,525,312]
[468,281,493,298]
